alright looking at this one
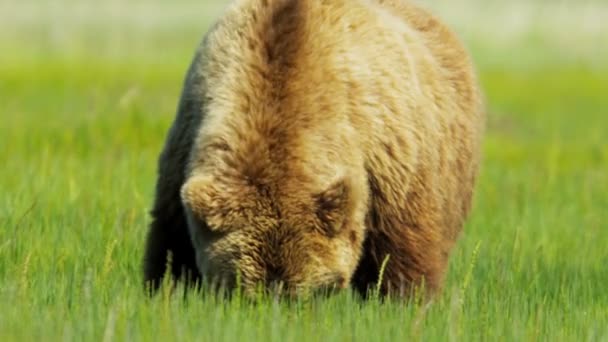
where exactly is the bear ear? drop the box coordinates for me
[180,174,231,231]
[314,178,351,237]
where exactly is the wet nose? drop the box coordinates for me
[266,264,284,282]
[265,265,288,290]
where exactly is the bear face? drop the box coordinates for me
[180,155,366,296]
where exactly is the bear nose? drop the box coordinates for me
[265,266,287,296]
[265,264,288,289]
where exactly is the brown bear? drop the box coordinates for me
[142,0,485,299]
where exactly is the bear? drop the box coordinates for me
[142,0,485,299]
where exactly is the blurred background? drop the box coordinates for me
[2,0,606,66]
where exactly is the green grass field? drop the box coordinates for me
[1,0,607,340]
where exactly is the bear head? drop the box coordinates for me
[180,127,369,298]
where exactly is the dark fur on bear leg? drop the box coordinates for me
[141,50,208,296]
[143,203,201,296]
[141,121,204,296]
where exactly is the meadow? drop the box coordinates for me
[1,0,607,340]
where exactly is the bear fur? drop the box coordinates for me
[142,0,485,299]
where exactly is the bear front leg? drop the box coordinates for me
[141,49,209,295]
[352,177,448,300]
[143,196,201,295]
[352,225,446,300]
[142,122,203,295]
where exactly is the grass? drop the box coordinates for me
[1,0,607,340]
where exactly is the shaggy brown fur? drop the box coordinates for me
[142,0,485,299]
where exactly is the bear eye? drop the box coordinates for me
[204,139,231,153]
[199,208,237,233]
[200,215,222,232]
